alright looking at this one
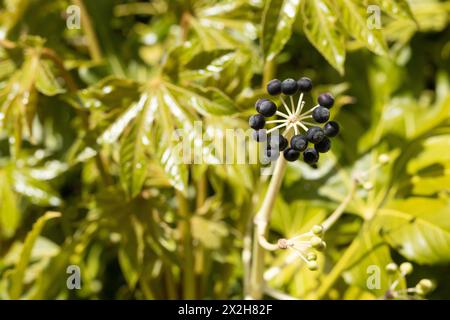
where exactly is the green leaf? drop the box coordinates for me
[119,94,157,198]
[35,60,65,96]
[191,216,228,250]
[262,0,302,61]
[371,0,416,21]
[338,0,388,56]
[165,82,238,116]
[13,170,62,206]
[302,0,346,74]
[342,223,393,296]
[118,215,145,289]
[376,197,450,265]
[9,211,61,299]
[0,170,20,238]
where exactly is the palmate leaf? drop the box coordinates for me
[376,197,450,265]
[100,78,238,197]
[337,0,388,56]
[302,0,346,74]
[9,211,61,299]
[0,44,66,155]
[261,0,302,61]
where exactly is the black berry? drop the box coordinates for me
[267,79,282,95]
[306,126,325,144]
[249,114,265,130]
[265,148,280,161]
[258,100,277,117]
[255,98,268,112]
[269,134,288,151]
[253,130,267,142]
[323,121,340,137]
[281,78,298,95]
[303,148,319,164]
[290,134,308,152]
[312,106,330,123]
[318,93,334,108]
[283,148,300,162]
[297,77,313,92]
[314,137,331,153]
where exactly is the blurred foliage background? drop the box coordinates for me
[0,0,449,300]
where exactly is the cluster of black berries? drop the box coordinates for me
[249,77,340,165]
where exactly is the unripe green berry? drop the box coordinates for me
[307,260,319,271]
[310,236,322,247]
[311,225,323,236]
[416,279,434,295]
[385,263,398,274]
[400,262,413,275]
[310,236,326,251]
[307,252,317,261]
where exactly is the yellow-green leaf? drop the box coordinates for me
[338,0,388,56]
[262,0,302,61]
[302,0,346,74]
[9,211,61,299]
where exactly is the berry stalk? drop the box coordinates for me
[249,156,287,299]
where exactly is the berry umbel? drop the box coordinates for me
[276,224,327,271]
[249,77,341,165]
[383,262,435,300]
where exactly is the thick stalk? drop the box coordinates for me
[262,60,275,87]
[176,191,196,299]
[249,156,287,299]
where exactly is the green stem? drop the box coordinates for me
[311,235,360,299]
[176,191,196,299]
[72,0,102,62]
[249,156,287,299]
[262,59,275,87]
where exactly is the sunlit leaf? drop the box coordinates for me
[302,0,346,74]
[376,197,450,265]
[261,0,302,61]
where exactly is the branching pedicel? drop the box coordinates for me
[383,262,435,299]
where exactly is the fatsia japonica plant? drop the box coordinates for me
[0,0,449,300]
